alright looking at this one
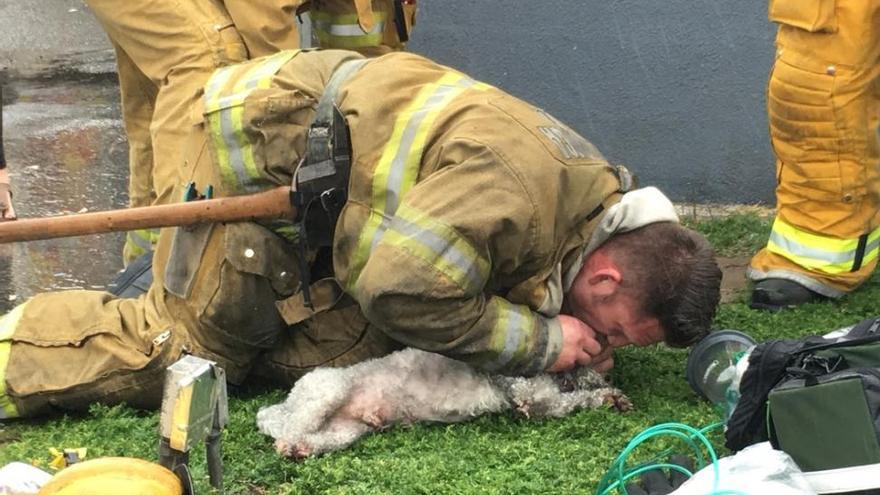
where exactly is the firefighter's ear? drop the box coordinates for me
[586,267,622,298]
[569,248,624,304]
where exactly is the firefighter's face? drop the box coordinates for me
[565,249,664,348]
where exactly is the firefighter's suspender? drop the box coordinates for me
[291,58,368,308]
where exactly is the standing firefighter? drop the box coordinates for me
[0,50,721,418]
[749,0,880,309]
[84,0,415,265]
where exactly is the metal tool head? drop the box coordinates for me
[159,355,228,452]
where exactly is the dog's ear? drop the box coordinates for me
[551,372,578,392]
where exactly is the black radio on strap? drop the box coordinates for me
[291,58,368,309]
[392,0,410,43]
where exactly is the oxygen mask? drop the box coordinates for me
[686,329,757,419]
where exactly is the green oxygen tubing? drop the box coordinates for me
[595,421,747,495]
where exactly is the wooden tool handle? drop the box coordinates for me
[0,186,296,243]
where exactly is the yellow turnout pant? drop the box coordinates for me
[749,0,880,297]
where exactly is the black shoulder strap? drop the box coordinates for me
[295,58,369,207]
[291,58,368,309]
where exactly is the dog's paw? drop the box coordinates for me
[603,390,634,412]
[361,410,388,430]
[275,439,313,460]
[513,400,531,418]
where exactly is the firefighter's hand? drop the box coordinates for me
[0,168,16,221]
[624,455,693,495]
[549,315,606,372]
[590,345,615,375]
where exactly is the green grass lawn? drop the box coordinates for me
[3,213,879,494]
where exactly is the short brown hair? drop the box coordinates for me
[602,222,722,347]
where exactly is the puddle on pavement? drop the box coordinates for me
[0,71,128,313]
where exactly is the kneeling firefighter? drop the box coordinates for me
[0,48,716,419]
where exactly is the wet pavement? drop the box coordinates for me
[0,70,128,313]
[0,1,111,77]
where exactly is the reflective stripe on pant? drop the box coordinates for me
[124,228,161,265]
[312,10,388,49]
[766,217,880,274]
[309,0,414,54]
[749,0,880,296]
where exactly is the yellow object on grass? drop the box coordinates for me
[48,448,87,470]
[37,457,182,495]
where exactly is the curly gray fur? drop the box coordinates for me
[257,348,631,459]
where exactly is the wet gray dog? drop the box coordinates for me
[257,348,632,459]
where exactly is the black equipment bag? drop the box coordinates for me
[725,317,880,494]
[726,317,880,453]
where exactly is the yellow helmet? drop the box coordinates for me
[38,457,182,495]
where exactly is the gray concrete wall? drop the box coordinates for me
[0,0,779,204]
[408,1,778,204]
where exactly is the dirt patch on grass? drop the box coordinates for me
[671,203,765,303]
[0,427,22,446]
[675,203,774,221]
[718,255,751,303]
